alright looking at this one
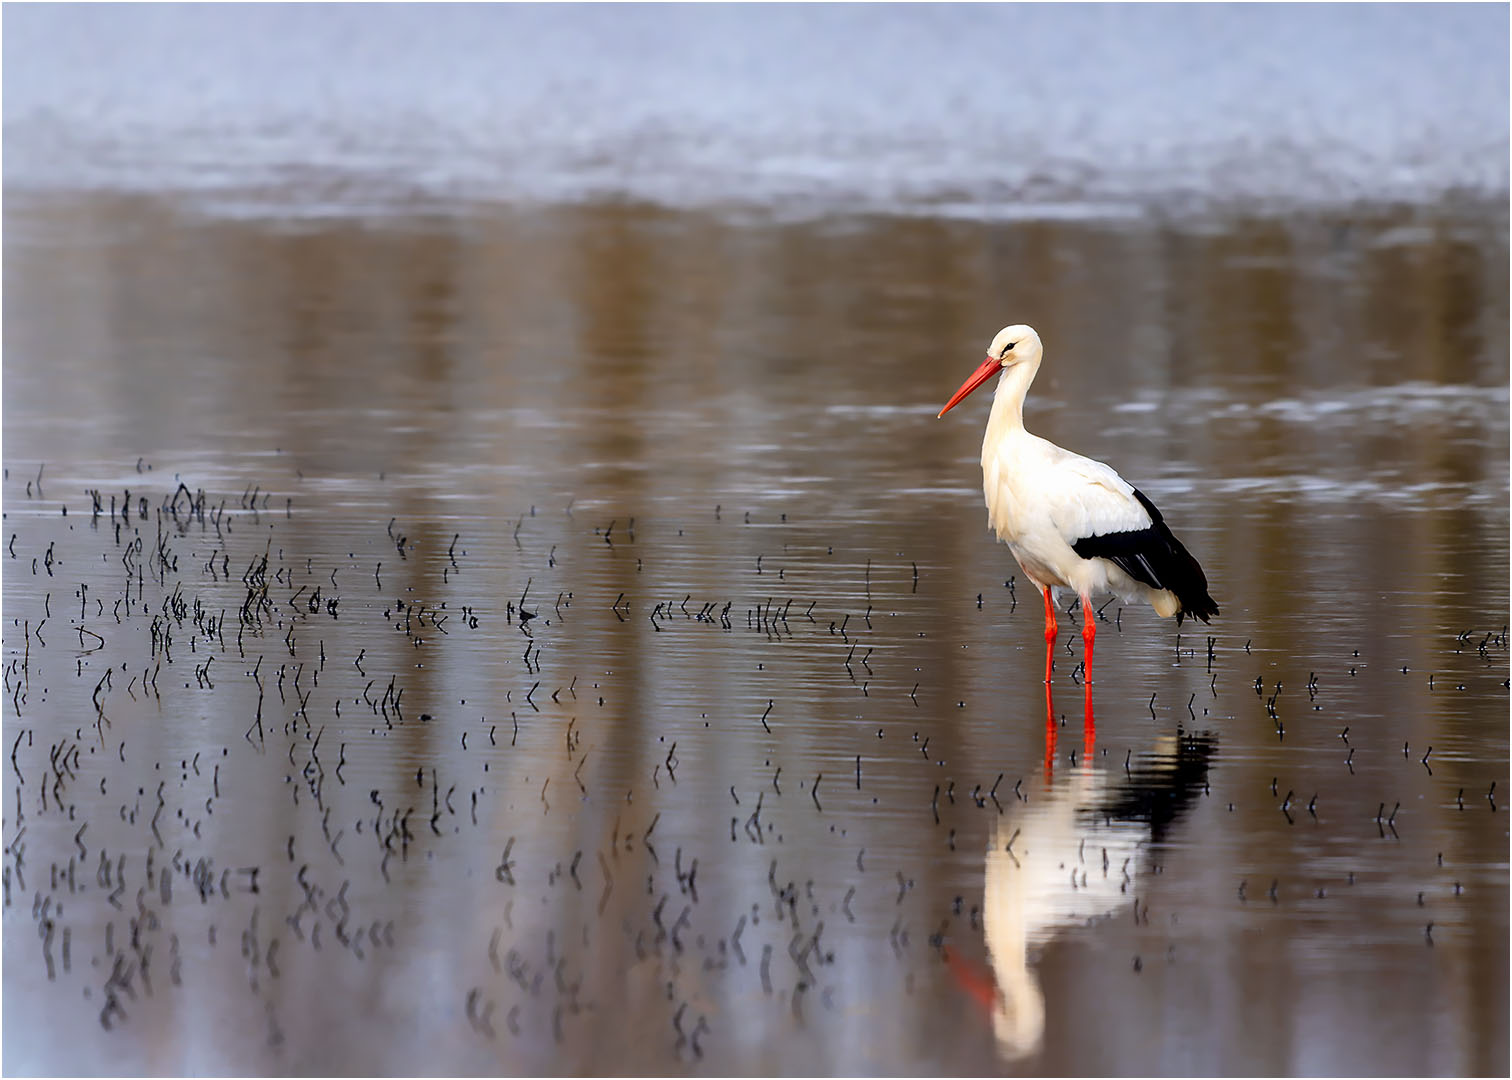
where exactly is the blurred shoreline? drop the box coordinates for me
[6,5,1506,225]
[6,178,1510,235]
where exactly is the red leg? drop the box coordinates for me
[1080,596,1096,750]
[1080,595,1096,684]
[1042,586,1058,684]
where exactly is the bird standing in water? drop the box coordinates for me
[938,325,1217,686]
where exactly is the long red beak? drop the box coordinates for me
[938,355,1002,418]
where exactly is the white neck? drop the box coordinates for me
[982,357,1039,460]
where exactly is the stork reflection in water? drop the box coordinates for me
[947,690,1216,1061]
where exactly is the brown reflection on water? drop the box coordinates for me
[3,190,1507,1075]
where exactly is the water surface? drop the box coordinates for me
[3,5,1509,1076]
[5,191,1506,1076]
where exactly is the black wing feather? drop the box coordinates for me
[1071,488,1219,626]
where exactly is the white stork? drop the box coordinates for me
[938,324,1217,684]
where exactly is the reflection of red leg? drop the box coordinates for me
[1080,596,1096,751]
[1044,679,1057,781]
[1042,587,1058,684]
[1082,681,1095,757]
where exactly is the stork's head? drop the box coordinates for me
[988,324,1042,365]
[937,324,1043,418]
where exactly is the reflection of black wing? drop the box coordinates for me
[1082,728,1217,844]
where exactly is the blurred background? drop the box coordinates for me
[4,4,1508,1075]
[5,5,1508,213]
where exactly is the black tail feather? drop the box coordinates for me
[1072,488,1218,624]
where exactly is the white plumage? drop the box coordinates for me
[940,325,1217,682]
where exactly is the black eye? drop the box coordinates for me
[1002,341,1016,357]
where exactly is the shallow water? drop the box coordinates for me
[4,191,1507,1076]
[4,6,1510,1076]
